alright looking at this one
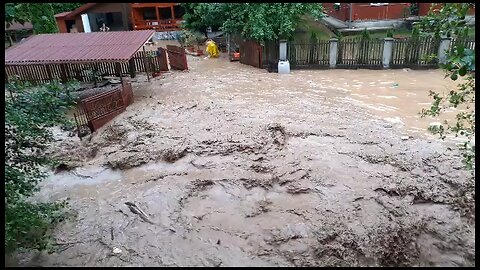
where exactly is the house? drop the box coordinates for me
[323,3,412,22]
[54,3,185,33]
[323,3,475,22]
[130,3,185,31]
[5,21,34,47]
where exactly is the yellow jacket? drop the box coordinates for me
[206,41,220,58]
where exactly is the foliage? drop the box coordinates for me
[50,3,83,14]
[409,3,419,16]
[361,28,371,40]
[386,29,394,38]
[177,30,206,48]
[418,3,475,170]
[182,3,325,42]
[5,3,82,35]
[5,3,29,27]
[5,79,78,252]
[181,3,226,33]
[27,3,58,34]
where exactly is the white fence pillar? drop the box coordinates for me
[382,38,394,69]
[437,37,452,65]
[279,40,287,61]
[329,38,338,68]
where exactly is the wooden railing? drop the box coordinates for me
[133,19,182,31]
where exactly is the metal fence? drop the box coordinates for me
[337,38,384,69]
[288,40,330,69]
[391,37,440,68]
[257,36,474,70]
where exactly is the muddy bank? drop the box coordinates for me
[14,56,475,267]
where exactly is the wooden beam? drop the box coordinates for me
[129,57,136,78]
[143,46,150,82]
[46,64,53,83]
[60,64,68,83]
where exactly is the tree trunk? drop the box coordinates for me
[6,32,14,47]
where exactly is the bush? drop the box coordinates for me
[361,28,371,40]
[386,29,394,38]
[177,30,206,48]
[5,80,77,253]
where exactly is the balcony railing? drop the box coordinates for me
[133,19,183,31]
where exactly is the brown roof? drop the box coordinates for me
[5,21,33,31]
[54,3,97,19]
[5,30,155,65]
[54,11,72,18]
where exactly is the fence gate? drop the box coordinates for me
[239,40,263,68]
[166,45,188,70]
[73,81,134,138]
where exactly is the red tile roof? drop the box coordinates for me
[5,30,155,65]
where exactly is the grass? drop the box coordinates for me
[345,28,412,39]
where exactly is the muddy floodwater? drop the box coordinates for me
[15,54,475,267]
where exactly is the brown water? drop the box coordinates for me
[13,55,475,267]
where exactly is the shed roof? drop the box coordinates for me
[5,30,155,65]
[5,21,33,31]
[54,3,97,19]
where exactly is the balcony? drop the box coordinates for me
[133,19,183,31]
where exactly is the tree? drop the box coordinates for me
[418,3,475,170]
[5,3,83,37]
[181,3,226,36]
[5,80,77,253]
[182,3,325,42]
[5,3,29,46]
[27,3,58,34]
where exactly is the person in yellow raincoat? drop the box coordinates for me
[205,39,220,58]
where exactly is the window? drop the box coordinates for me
[173,5,185,19]
[142,8,156,20]
[159,7,172,20]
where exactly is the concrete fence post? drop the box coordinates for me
[329,38,338,68]
[437,37,452,65]
[279,40,287,61]
[382,38,394,69]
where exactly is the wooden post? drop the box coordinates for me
[60,64,68,83]
[46,64,53,83]
[93,63,98,87]
[116,62,124,87]
[143,46,150,82]
[156,7,160,28]
[129,57,136,78]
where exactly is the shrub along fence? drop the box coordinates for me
[258,36,474,70]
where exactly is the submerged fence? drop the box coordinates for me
[256,36,474,70]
